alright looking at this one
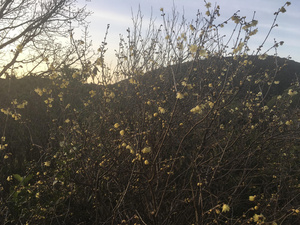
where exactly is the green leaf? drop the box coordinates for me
[13,174,23,182]
[23,174,33,185]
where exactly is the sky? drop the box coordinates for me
[76,0,300,64]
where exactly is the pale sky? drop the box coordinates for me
[77,0,300,63]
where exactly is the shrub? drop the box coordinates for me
[1,1,299,224]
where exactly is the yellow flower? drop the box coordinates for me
[109,92,115,98]
[129,78,136,84]
[222,204,230,213]
[34,88,43,96]
[288,89,297,96]
[89,90,96,98]
[208,101,214,108]
[120,130,125,136]
[176,92,184,99]
[144,160,149,165]
[249,195,256,201]
[251,20,258,26]
[253,214,265,222]
[16,44,23,53]
[158,107,166,114]
[263,105,269,111]
[199,48,207,57]
[141,147,151,154]
[205,2,211,8]
[136,153,142,161]
[0,143,8,150]
[17,101,28,109]
[189,44,198,53]
[233,42,244,54]
[44,161,51,167]
[280,7,286,13]
[72,72,79,79]
[189,24,195,31]
[11,99,17,105]
[114,123,120,128]
[190,105,204,114]
[249,28,258,36]
[258,54,268,60]
[231,16,240,24]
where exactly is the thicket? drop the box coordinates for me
[0,1,299,224]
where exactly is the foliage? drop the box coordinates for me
[0,1,299,224]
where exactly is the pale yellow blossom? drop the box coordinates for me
[176,92,184,99]
[222,204,230,213]
[34,88,43,96]
[288,89,297,96]
[89,90,96,98]
[249,195,256,201]
[44,161,51,167]
[158,107,166,114]
[189,44,198,53]
[141,147,151,154]
[253,214,265,222]
[233,42,244,54]
[190,105,203,114]
[208,101,214,108]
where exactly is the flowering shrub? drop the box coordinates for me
[0,1,299,224]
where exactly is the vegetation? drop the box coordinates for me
[0,1,299,224]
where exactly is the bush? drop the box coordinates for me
[0,1,299,224]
